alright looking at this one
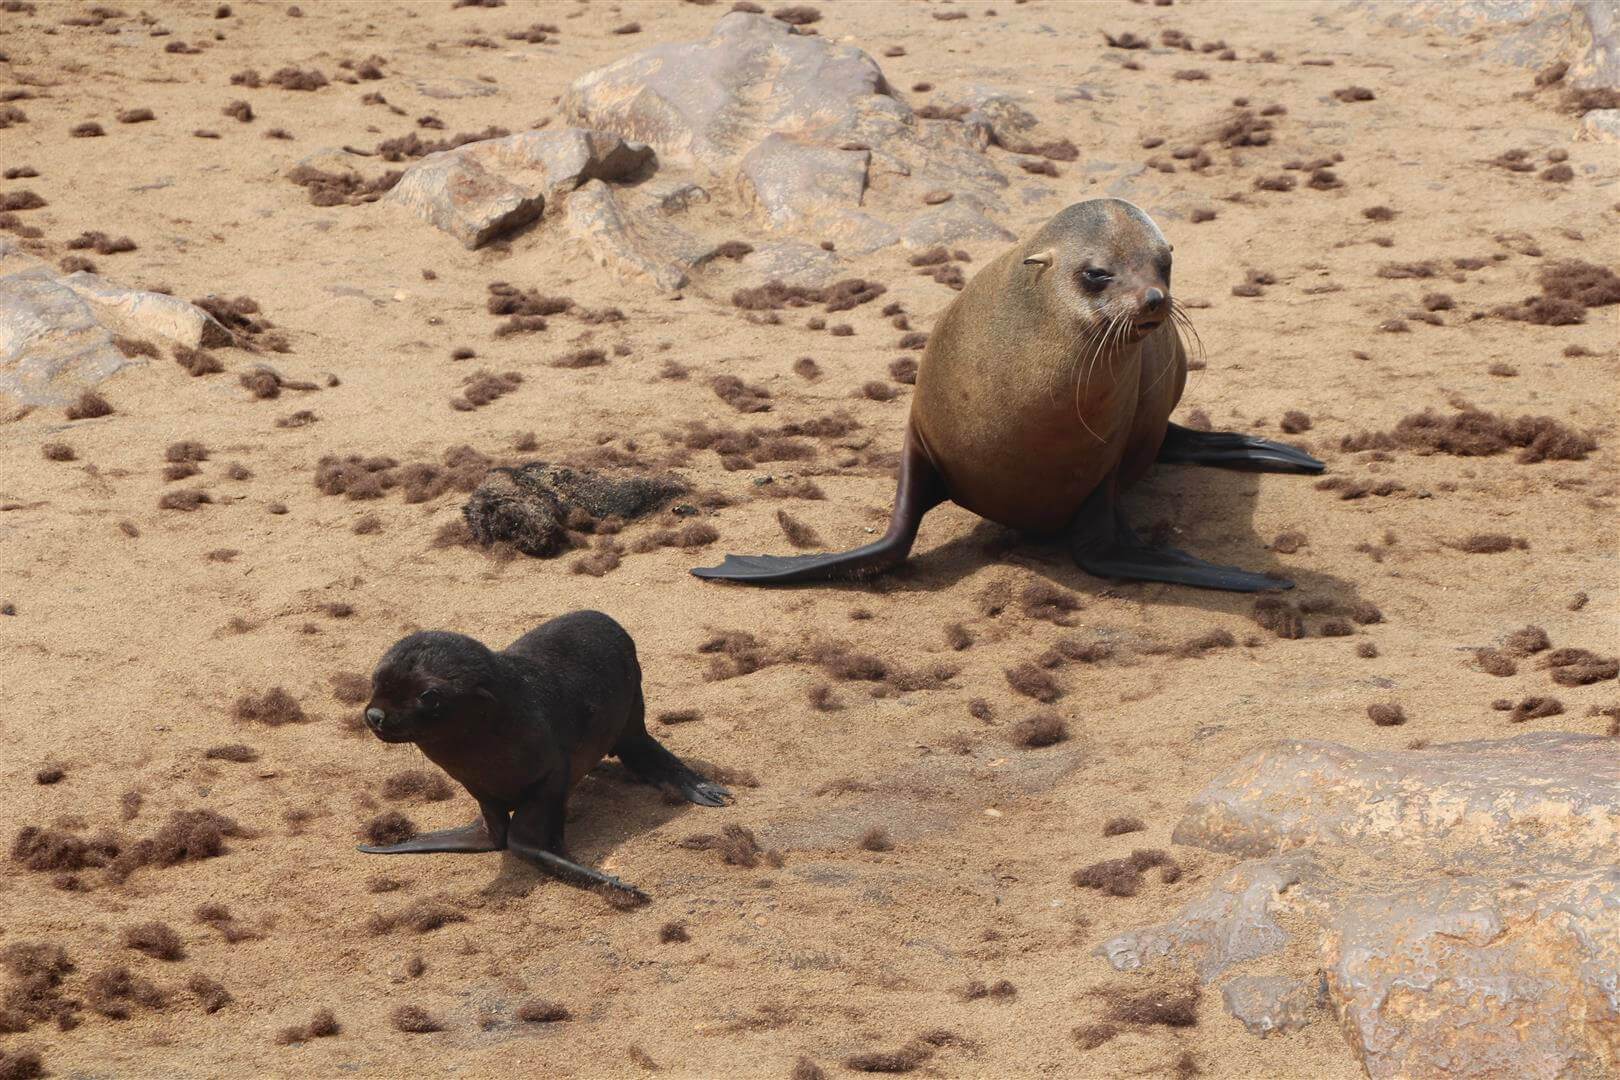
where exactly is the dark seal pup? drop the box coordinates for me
[358,610,730,899]
[694,198,1323,592]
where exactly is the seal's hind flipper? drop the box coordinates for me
[1156,423,1325,474]
[1069,485,1291,593]
[613,732,735,807]
[509,841,650,900]
[357,821,500,855]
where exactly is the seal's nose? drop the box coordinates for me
[364,707,386,730]
[1141,288,1166,314]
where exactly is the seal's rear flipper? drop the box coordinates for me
[357,821,500,855]
[1156,423,1325,474]
[614,732,734,807]
[1070,487,1292,593]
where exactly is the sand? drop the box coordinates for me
[2,2,1616,1078]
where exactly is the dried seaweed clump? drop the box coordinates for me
[1102,815,1145,836]
[731,277,885,313]
[711,374,773,413]
[123,922,184,961]
[234,687,306,725]
[381,769,453,802]
[1251,596,1304,639]
[698,630,776,681]
[84,966,167,1019]
[1011,712,1068,748]
[517,999,572,1022]
[188,975,232,1013]
[276,1007,341,1044]
[451,369,522,411]
[364,812,416,846]
[391,1004,443,1033]
[269,66,327,90]
[1542,648,1619,686]
[64,390,113,420]
[1367,703,1406,726]
[285,163,402,207]
[367,897,468,936]
[11,826,120,873]
[1020,581,1081,624]
[1005,662,1062,703]
[1105,985,1200,1027]
[1343,406,1595,463]
[1493,260,1620,326]
[680,824,781,868]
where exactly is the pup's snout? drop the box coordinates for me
[364,707,387,731]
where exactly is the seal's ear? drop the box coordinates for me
[1022,249,1055,268]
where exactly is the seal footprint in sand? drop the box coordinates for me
[358,610,731,899]
[694,198,1323,592]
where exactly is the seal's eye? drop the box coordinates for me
[417,688,443,709]
[1080,267,1112,292]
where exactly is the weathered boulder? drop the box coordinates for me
[0,241,227,408]
[383,128,654,249]
[1367,1,1617,89]
[1102,734,1620,1078]
[561,180,724,292]
[560,12,1009,240]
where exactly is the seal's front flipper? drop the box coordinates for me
[357,821,500,855]
[1069,488,1290,593]
[1156,423,1325,475]
[613,732,734,807]
[692,428,947,585]
[691,544,900,585]
[508,800,650,900]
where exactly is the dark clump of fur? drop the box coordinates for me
[123,922,184,961]
[1106,985,1200,1027]
[1475,649,1518,676]
[1252,597,1304,639]
[1102,816,1145,836]
[106,809,251,882]
[234,687,305,725]
[276,1008,341,1044]
[40,443,75,462]
[84,966,167,1019]
[658,922,690,944]
[367,898,467,936]
[11,826,121,873]
[1341,406,1595,463]
[174,345,224,376]
[1368,703,1406,726]
[1011,712,1068,748]
[1020,581,1081,624]
[285,163,401,207]
[204,744,258,763]
[1542,648,1619,686]
[1455,534,1528,554]
[712,374,773,412]
[64,390,113,420]
[844,1042,933,1074]
[1073,1022,1120,1050]
[1005,663,1062,703]
[517,999,571,1022]
[382,770,453,802]
[391,1004,443,1033]
[364,812,416,846]
[1509,696,1563,722]
[1073,858,1142,896]
[461,462,687,558]
[858,827,894,852]
[680,823,774,868]
[775,509,823,548]
[187,975,232,1013]
[452,369,522,410]
[1493,260,1620,326]
[1504,626,1551,656]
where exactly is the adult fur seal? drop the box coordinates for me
[694,198,1322,592]
[357,610,730,899]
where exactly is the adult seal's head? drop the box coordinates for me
[1017,199,1174,346]
[691,198,1323,592]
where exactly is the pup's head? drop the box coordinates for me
[363,631,501,744]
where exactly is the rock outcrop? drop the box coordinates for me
[0,240,227,408]
[1101,734,1620,1079]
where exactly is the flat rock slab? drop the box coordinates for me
[0,241,227,408]
[383,128,653,249]
[1103,733,1620,1078]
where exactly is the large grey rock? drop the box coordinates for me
[1367,1,1617,88]
[1102,734,1620,1079]
[901,202,1016,249]
[739,135,870,228]
[560,12,1009,244]
[561,180,717,292]
[1172,733,1617,861]
[0,242,227,408]
[383,128,654,249]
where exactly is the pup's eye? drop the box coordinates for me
[1081,267,1112,291]
[417,688,443,708]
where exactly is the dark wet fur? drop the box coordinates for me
[359,612,731,898]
